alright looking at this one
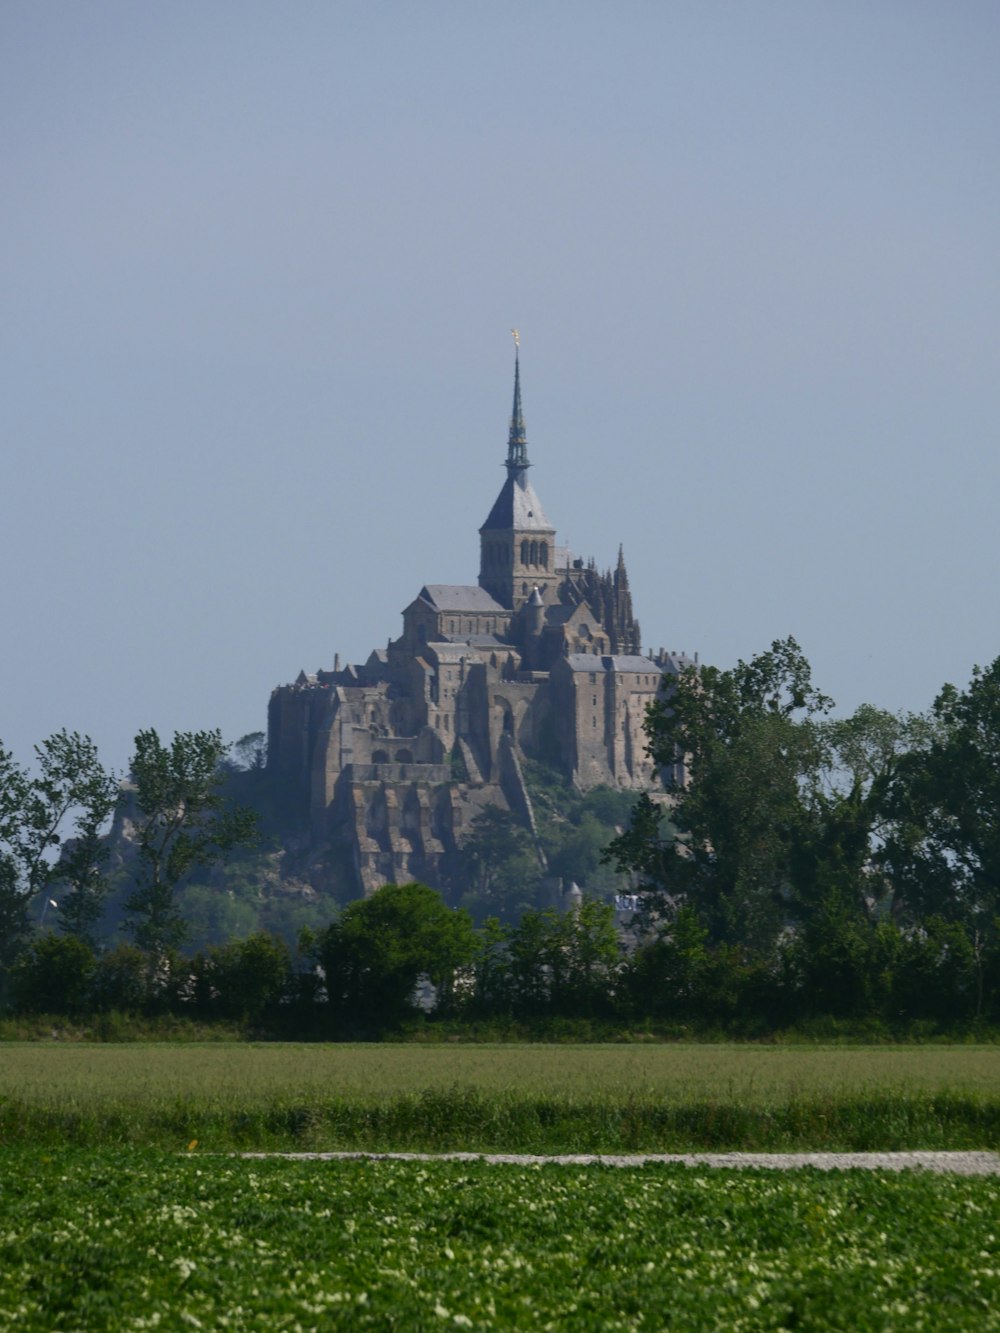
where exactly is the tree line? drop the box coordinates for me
[0,727,257,1009]
[5,639,1000,1033]
[605,637,1000,1028]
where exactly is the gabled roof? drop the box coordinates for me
[456,633,507,648]
[480,472,554,533]
[564,654,608,674]
[563,653,660,675]
[608,655,659,674]
[425,643,472,663]
[660,651,698,675]
[545,602,592,628]
[416,585,506,614]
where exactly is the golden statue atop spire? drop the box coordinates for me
[510,328,520,349]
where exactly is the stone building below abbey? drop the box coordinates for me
[267,347,694,894]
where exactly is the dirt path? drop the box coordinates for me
[237,1150,1000,1175]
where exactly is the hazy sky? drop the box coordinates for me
[3,2,999,776]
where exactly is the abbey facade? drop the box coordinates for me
[267,351,693,894]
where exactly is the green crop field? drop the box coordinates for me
[1,1150,999,1331]
[6,1041,1000,1102]
[2,1044,1000,1152]
[3,1047,1000,1327]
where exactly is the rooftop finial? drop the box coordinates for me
[506,330,529,474]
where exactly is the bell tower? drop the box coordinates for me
[478,335,559,611]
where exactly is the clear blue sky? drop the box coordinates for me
[3,2,999,775]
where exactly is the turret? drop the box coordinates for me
[526,584,545,637]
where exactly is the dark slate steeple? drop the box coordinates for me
[480,335,553,535]
[506,336,529,474]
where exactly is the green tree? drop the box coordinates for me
[0,731,118,972]
[524,761,635,897]
[501,899,619,1019]
[621,905,716,1021]
[602,793,675,903]
[890,916,985,1023]
[229,731,268,772]
[124,729,258,955]
[91,943,153,1013]
[544,813,613,887]
[198,932,291,1023]
[791,882,899,1020]
[556,898,620,1017]
[465,916,513,1017]
[10,932,96,1016]
[884,658,1000,927]
[608,641,924,965]
[317,882,478,1030]
[797,704,932,923]
[880,657,1000,1015]
[457,806,543,921]
[607,638,831,953]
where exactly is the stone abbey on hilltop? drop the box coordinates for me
[267,347,693,894]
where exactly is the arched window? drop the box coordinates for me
[529,540,538,565]
[520,539,529,566]
[372,749,389,764]
[540,541,548,569]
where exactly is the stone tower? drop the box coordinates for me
[478,344,560,611]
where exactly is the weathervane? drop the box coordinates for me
[511,328,520,349]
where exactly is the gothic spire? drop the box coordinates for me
[506,330,529,474]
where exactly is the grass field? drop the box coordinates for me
[3,1047,999,1328]
[3,1043,1000,1152]
[6,1041,1000,1099]
[2,1149,999,1330]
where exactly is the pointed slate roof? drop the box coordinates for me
[480,341,554,533]
[480,471,554,532]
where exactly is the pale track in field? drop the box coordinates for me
[235,1150,1000,1175]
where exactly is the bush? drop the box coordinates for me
[11,933,95,1016]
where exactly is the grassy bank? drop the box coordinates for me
[3,1087,1000,1152]
[4,1013,1000,1044]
